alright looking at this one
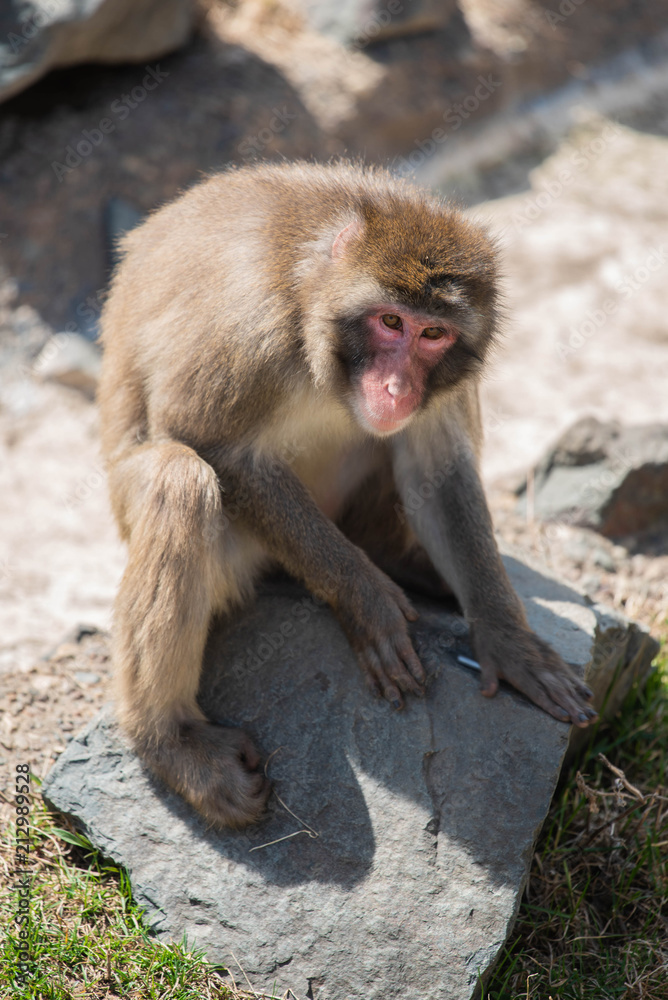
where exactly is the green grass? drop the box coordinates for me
[1,652,666,1000]
[0,800,242,999]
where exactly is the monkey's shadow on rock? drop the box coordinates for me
[150,572,585,889]
[191,579,435,889]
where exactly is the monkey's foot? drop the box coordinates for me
[137,722,271,828]
[472,625,598,728]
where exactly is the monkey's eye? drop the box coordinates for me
[421,327,446,340]
[381,314,402,330]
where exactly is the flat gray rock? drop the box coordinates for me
[42,556,658,1000]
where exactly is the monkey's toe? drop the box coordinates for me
[498,660,596,726]
[138,722,271,829]
[540,671,599,727]
[187,724,271,829]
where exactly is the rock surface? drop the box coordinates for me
[0,0,194,103]
[42,558,658,1000]
[517,417,668,538]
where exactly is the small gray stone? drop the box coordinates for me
[592,548,616,573]
[42,557,657,1000]
[580,573,601,595]
[74,671,100,686]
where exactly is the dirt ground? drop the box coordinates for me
[1,119,667,804]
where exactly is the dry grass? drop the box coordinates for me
[487,653,668,1000]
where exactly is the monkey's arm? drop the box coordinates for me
[392,405,597,727]
[202,446,426,706]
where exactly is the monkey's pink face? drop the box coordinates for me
[355,308,458,435]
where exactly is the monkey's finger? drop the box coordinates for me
[397,639,426,688]
[363,671,382,699]
[391,662,424,697]
[478,658,499,698]
[378,636,424,696]
[238,736,262,771]
[359,648,403,707]
[373,660,406,707]
[390,587,419,622]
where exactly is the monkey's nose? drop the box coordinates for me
[385,376,412,400]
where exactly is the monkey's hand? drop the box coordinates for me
[471,622,598,728]
[138,723,271,829]
[335,563,426,708]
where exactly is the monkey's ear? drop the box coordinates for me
[331,218,364,261]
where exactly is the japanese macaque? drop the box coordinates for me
[98,161,597,829]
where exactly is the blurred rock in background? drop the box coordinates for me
[0,0,195,103]
[516,417,668,538]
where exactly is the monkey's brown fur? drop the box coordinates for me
[99,162,596,829]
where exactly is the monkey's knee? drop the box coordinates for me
[135,721,270,828]
[110,441,223,544]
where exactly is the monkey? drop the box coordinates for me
[98,161,597,830]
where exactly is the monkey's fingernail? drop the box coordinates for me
[584,687,593,699]
[578,712,589,723]
[392,699,402,710]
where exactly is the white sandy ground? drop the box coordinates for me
[475,120,668,482]
[0,121,667,683]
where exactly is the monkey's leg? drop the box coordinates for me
[393,420,598,728]
[110,441,270,828]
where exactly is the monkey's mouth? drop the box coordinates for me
[354,397,415,436]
